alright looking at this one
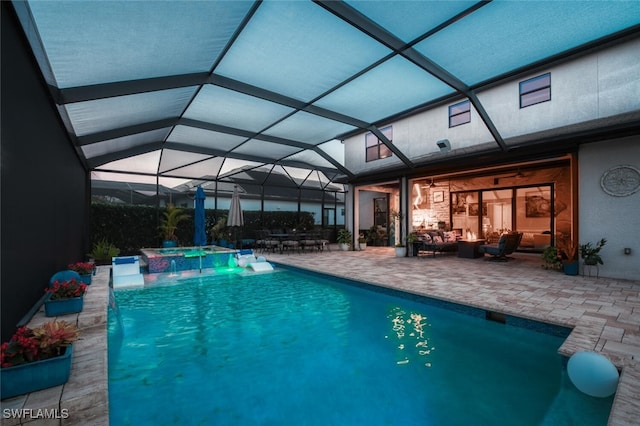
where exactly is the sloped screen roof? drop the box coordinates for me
[11,0,640,191]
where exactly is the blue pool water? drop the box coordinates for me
[108,267,613,425]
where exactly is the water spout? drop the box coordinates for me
[170,259,177,276]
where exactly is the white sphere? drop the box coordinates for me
[567,351,619,398]
[256,256,266,263]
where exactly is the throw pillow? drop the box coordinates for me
[443,231,457,242]
[433,235,443,243]
[421,234,432,243]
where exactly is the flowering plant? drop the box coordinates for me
[1,320,79,368]
[68,261,95,275]
[46,279,87,300]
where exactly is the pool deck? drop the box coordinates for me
[1,247,638,425]
[0,267,110,426]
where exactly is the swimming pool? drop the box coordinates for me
[108,266,613,425]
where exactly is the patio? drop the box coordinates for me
[1,247,638,425]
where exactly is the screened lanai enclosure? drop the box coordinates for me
[11,0,639,217]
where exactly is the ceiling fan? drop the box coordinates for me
[493,168,529,185]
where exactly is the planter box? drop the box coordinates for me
[1,345,73,399]
[44,295,83,317]
[79,274,92,285]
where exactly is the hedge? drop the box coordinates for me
[90,203,329,256]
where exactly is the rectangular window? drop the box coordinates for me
[449,100,470,127]
[520,73,551,108]
[365,126,393,162]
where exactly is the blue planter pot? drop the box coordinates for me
[563,261,579,276]
[79,274,92,285]
[162,240,177,248]
[1,345,73,399]
[44,295,84,317]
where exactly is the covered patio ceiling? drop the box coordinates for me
[11,0,640,193]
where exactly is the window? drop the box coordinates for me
[365,126,393,162]
[520,73,551,108]
[449,100,470,127]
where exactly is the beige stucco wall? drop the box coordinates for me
[578,136,640,280]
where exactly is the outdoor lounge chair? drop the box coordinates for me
[478,232,522,261]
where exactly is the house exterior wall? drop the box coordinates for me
[479,37,640,143]
[343,36,639,279]
[579,136,640,281]
[344,37,640,173]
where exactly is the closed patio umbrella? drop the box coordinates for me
[194,186,207,246]
[227,185,244,247]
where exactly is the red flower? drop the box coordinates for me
[46,279,87,300]
[67,262,96,275]
[1,321,79,368]
[0,326,39,367]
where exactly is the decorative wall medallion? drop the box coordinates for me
[600,165,640,197]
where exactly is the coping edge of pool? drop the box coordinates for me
[273,262,572,340]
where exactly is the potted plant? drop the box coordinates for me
[580,238,607,266]
[367,226,382,246]
[1,320,79,399]
[407,232,419,256]
[337,229,352,251]
[541,246,561,271]
[160,204,190,248]
[557,237,579,275]
[44,278,88,317]
[68,261,96,284]
[209,216,228,246]
[358,234,367,251]
[88,239,120,265]
[394,241,406,257]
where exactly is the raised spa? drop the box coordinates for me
[139,245,236,273]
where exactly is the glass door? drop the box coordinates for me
[515,185,554,251]
[451,191,482,238]
[481,189,513,242]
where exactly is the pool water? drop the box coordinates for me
[108,268,613,425]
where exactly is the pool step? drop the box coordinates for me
[112,256,144,288]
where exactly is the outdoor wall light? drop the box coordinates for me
[436,139,451,152]
[624,248,631,255]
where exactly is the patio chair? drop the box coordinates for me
[316,229,331,251]
[281,233,301,254]
[478,232,522,261]
[300,233,319,253]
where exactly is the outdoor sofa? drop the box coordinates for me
[414,230,459,258]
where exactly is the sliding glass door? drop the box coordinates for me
[451,184,554,250]
[481,189,513,241]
